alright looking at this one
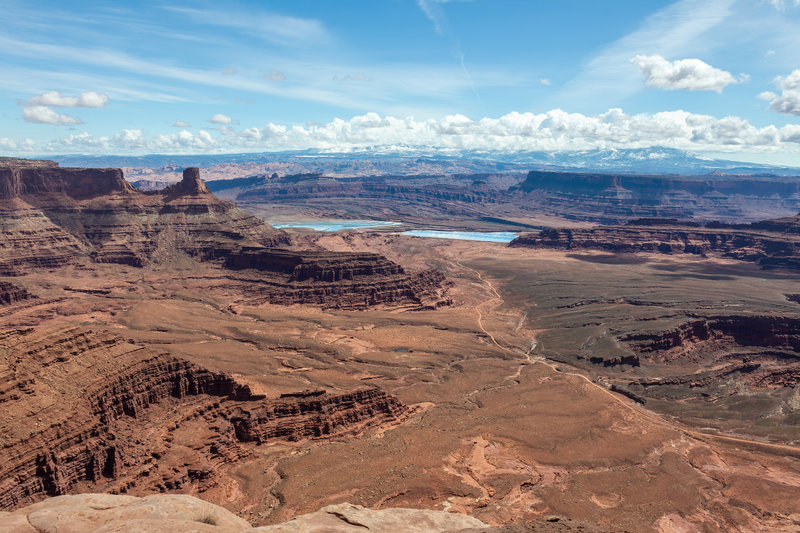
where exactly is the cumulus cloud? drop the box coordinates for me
[173,120,191,127]
[22,106,83,125]
[760,70,800,116]
[208,113,232,125]
[631,55,744,93]
[266,70,286,81]
[26,91,109,107]
[7,108,800,156]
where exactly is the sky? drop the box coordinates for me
[1,0,800,163]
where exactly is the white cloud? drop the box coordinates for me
[26,90,109,107]
[266,70,286,81]
[173,120,191,127]
[162,6,329,47]
[761,70,800,115]
[9,108,800,156]
[540,78,551,86]
[22,106,83,125]
[208,113,232,125]
[559,0,737,104]
[631,55,743,92]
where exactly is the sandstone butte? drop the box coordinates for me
[3,158,800,532]
[0,159,448,309]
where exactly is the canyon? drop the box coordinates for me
[510,216,800,271]
[0,325,412,510]
[1,158,799,532]
[185,167,800,231]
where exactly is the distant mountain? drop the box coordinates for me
[47,147,799,176]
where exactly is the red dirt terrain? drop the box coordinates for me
[0,159,799,532]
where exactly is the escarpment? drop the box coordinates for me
[0,326,413,510]
[621,315,800,362]
[612,315,800,397]
[510,170,800,223]
[0,163,290,272]
[231,388,411,443]
[0,281,34,305]
[0,160,446,308]
[511,216,800,271]
[223,247,447,308]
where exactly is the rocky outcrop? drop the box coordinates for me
[225,248,404,281]
[231,388,411,443]
[621,315,800,360]
[0,281,34,305]
[257,502,488,532]
[0,494,487,532]
[0,161,289,273]
[0,327,413,510]
[223,247,448,308]
[225,267,448,309]
[0,165,133,199]
[0,160,445,309]
[509,170,800,223]
[510,217,800,271]
[164,167,210,196]
[617,315,800,392]
[0,199,87,275]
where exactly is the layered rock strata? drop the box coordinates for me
[0,160,446,308]
[510,217,800,271]
[601,315,800,401]
[510,170,800,222]
[0,326,412,510]
[0,281,34,305]
[223,247,448,308]
[231,388,410,443]
[0,163,289,272]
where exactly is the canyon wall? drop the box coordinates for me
[0,326,413,510]
[510,170,800,222]
[510,218,800,271]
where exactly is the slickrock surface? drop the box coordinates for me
[1,495,487,533]
[0,326,413,510]
[510,216,800,271]
[255,502,487,532]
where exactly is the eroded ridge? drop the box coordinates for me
[0,326,413,510]
[224,247,449,308]
[511,216,800,271]
[0,163,290,273]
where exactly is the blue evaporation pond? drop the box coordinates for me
[400,230,519,243]
[271,220,401,232]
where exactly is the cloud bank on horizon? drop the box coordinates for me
[0,0,799,164]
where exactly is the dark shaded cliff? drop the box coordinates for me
[510,170,800,222]
[510,217,800,271]
[0,326,413,510]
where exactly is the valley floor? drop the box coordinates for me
[2,234,799,532]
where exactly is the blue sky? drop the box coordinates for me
[1,0,800,163]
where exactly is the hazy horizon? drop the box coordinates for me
[2,0,800,165]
